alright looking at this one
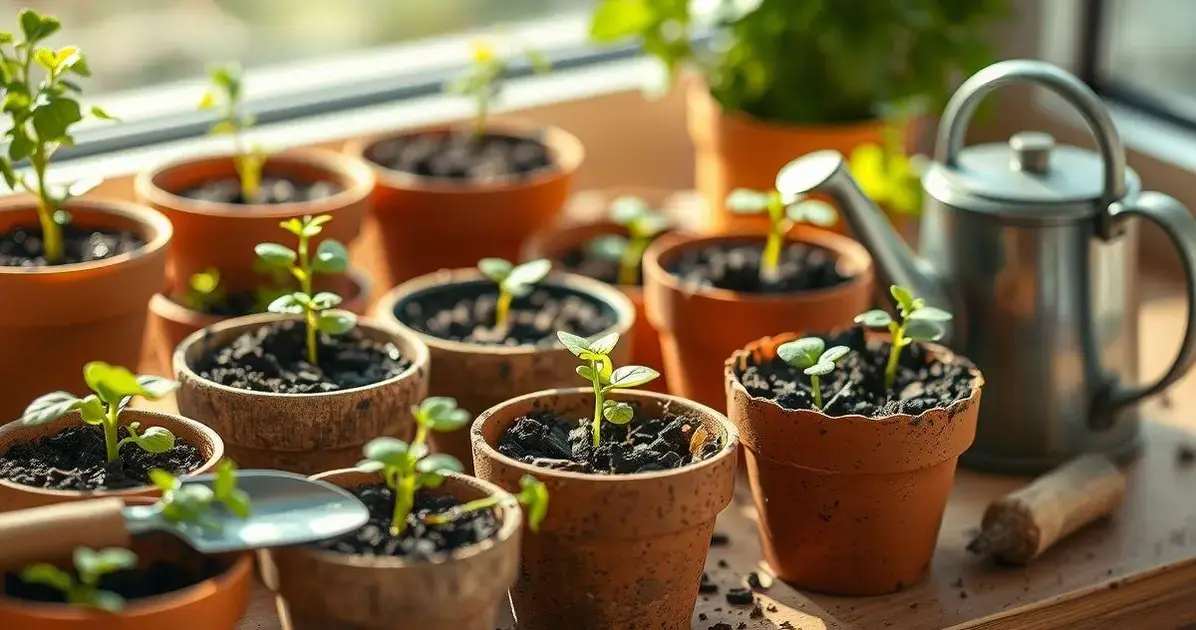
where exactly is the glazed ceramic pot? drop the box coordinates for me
[0,197,171,424]
[371,269,635,473]
[642,229,873,411]
[725,332,984,595]
[472,388,739,630]
[173,314,429,474]
[262,469,521,630]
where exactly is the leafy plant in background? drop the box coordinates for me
[855,285,953,391]
[849,119,927,218]
[20,547,137,613]
[558,331,660,446]
[446,38,551,137]
[724,187,837,282]
[19,362,177,463]
[150,459,251,531]
[586,196,671,285]
[199,62,267,203]
[425,473,549,532]
[777,337,850,410]
[185,268,224,313]
[0,8,116,264]
[477,257,552,330]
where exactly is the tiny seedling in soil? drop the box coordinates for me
[446,38,551,137]
[724,187,837,283]
[854,285,953,391]
[586,196,671,285]
[199,61,267,203]
[557,330,660,446]
[777,337,851,411]
[20,547,137,613]
[185,267,224,313]
[425,473,549,533]
[477,257,552,330]
[19,362,177,463]
[150,459,251,532]
[255,214,356,365]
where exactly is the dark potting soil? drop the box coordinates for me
[315,483,498,562]
[496,405,722,475]
[734,326,977,418]
[0,425,205,491]
[192,320,409,394]
[4,556,224,605]
[667,242,850,294]
[365,131,553,181]
[178,177,342,205]
[395,281,617,347]
[560,245,633,286]
[0,224,144,267]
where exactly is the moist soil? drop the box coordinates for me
[366,130,553,181]
[0,224,144,267]
[668,242,849,294]
[315,483,498,562]
[178,177,341,205]
[193,320,409,394]
[560,244,636,286]
[734,325,977,418]
[0,425,205,491]
[395,282,616,347]
[4,556,224,604]
[496,405,722,475]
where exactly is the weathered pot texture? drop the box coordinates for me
[725,332,984,595]
[346,120,583,285]
[372,269,635,473]
[134,148,374,290]
[472,388,739,630]
[173,313,429,474]
[262,469,521,630]
[0,408,223,514]
[0,197,171,424]
[642,229,873,412]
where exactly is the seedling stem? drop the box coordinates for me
[854,285,953,392]
[558,331,659,446]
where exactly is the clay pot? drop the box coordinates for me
[371,269,635,473]
[173,314,429,474]
[345,121,583,285]
[642,229,874,411]
[0,197,171,424]
[725,332,984,595]
[0,409,223,514]
[134,149,374,291]
[262,469,521,629]
[472,388,739,630]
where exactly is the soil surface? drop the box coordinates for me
[184,290,264,317]
[193,320,409,394]
[316,483,498,561]
[0,224,144,267]
[0,425,205,491]
[4,556,224,604]
[178,177,341,205]
[734,326,978,418]
[395,282,617,347]
[667,242,849,294]
[560,244,633,286]
[366,131,553,181]
[496,405,722,474]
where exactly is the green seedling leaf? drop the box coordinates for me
[804,361,837,377]
[890,285,917,313]
[417,453,463,475]
[586,234,628,262]
[602,400,635,424]
[128,426,176,453]
[587,332,620,356]
[89,105,115,120]
[477,257,513,282]
[777,337,825,369]
[505,258,552,289]
[90,590,127,614]
[904,319,946,342]
[136,374,179,400]
[20,564,72,591]
[254,243,297,267]
[854,309,893,328]
[213,459,236,499]
[607,365,660,389]
[316,309,357,335]
[76,396,106,425]
[149,468,179,492]
[609,196,651,223]
[301,214,332,237]
[725,188,772,213]
[786,199,838,227]
[417,397,454,420]
[279,218,304,237]
[222,489,252,519]
[83,362,143,406]
[267,293,305,315]
[75,547,136,581]
[310,292,343,310]
[556,331,590,356]
[362,437,411,468]
[19,391,81,426]
[576,364,596,381]
[417,396,471,432]
[312,239,348,274]
[821,345,851,364]
[518,474,549,533]
[909,306,953,322]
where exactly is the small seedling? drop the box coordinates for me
[150,459,251,531]
[477,257,552,330]
[446,38,551,137]
[855,285,953,391]
[725,188,838,282]
[558,331,659,447]
[777,337,851,410]
[20,547,137,613]
[19,362,177,463]
[185,267,224,313]
[199,61,267,203]
[586,196,671,285]
[255,214,355,365]
[425,473,549,533]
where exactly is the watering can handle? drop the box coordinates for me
[0,498,131,571]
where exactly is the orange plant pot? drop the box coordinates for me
[725,333,984,595]
[0,197,171,423]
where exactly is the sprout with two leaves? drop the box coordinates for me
[855,285,953,391]
[185,268,224,313]
[724,188,838,283]
[558,331,660,447]
[150,459,251,532]
[19,362,177,463]
[776,337,851,411]
[198,62,267,203]
[586,196,671,285]
[446,39,551,138]
[478,258,552,330]
[20,547,138,613]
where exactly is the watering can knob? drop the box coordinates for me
[1009,131,1055,174]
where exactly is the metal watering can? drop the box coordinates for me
[775,59,1196,475]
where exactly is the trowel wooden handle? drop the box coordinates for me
[0,498,131,570]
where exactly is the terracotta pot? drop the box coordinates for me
[173,314,429,474]
[134,148,374,291]
[371,269,635,473]
[345,120,583,285]
[0,197,171,424]
[725,332,984,595]
[472,387,739,630]
[642,229,874,412]
[262,469,521,629]
[0,409,223,513]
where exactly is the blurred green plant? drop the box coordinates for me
[446,38,551,137]
[199,62,267,203]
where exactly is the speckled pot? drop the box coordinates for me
[472,387,739,630]
[261,469,521,630]
[0,409,223,514]
[725,332,984,595]
[371,269,635,473]
[173,313,429,474]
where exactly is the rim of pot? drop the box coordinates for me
[373,268,636,357]
[152,267,374,322]
[344,119,584,193]
[133,147,375,218]
[642,229,875,306]
[472,387,741,482]
[173,312,431,399]
[0,195,173,276]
